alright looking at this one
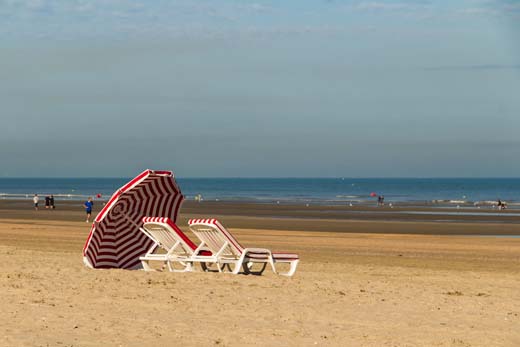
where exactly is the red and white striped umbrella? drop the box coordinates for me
[83,169,184,269]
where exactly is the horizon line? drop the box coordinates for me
[2,176,520,180]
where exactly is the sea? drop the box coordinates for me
[0,178,519,207]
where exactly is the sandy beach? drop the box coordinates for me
[1,200,519,346]
[4,0,520,345]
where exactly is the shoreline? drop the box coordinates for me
[2,194,519,209]
[1,199,520,235]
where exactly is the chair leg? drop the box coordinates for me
[167,260,194,272]
[278,259,299,277]
[183,262,194,272]
[232,253,251,275]
[141,260,153,271]
[232,260,243,275]
[268,255,277,274]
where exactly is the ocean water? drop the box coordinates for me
[0,177,519,205]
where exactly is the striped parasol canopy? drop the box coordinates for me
[83,169,184,269]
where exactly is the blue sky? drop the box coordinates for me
[1,1,519,177]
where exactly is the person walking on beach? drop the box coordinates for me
[84,197,94,223]
[497,199,507,210]
[45,195,50,209]
[33,194,39,210]
[50,195,55,209]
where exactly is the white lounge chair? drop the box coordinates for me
[188,219,300,276]
[139,217,211,272]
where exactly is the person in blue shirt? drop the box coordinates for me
[84,197,94,223]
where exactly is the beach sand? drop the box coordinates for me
[0,200,519,346]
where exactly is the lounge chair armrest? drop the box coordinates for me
[242,248,272,255]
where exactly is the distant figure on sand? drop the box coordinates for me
[84,197,94,222]
[377,195,385,207]
[497,199,507,210]
[45,195,50,209]
[33,194,39,210]
[50,195,55,209]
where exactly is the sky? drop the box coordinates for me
[1,0,519,177]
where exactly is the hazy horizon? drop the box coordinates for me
[2,1,519,178]
[2,175,520,179]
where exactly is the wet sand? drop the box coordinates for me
[2,199,520,234]
[0,200,519,346]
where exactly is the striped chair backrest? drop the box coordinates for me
[188,219,244,257]
[141,217,197,254]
